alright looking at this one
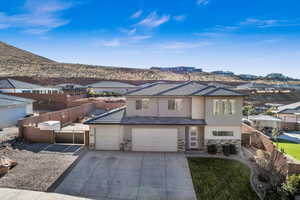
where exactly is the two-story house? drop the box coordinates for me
[85,81,246,152]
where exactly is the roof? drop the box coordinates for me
[277,102,300,114]
[0,94,34,108]
[0,78,43,89]
[127,81,246,97]
[84,106,206,125]
[126,83,181,96]
[246,115,282,122]
[87,81,138,88]
[121,116,206,125]
[202,87,247,96]
[84,107,126,124]
[157,82,208,96]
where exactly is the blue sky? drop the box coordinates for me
[1,0,300,78]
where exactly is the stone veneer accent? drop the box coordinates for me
[205,139,241,153]
[178,131,186,152]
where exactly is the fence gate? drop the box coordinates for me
[54,130,85,144]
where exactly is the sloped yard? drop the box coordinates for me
[188,157,258,200]
[274,139,300,161]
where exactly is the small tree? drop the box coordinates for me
[272,128,280,148]
[243,105,257,116]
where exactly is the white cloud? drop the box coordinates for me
[137,12,170,28]
[162,41,213,50]
[119,27,136,35]
[102,38,121,47]
[194,32,224,37]
[131,10,143,19]
[130,35,152,42]
[197,0,209,6]
[173,15,186,22]
[240,18,281,28]
[0,0,73,34]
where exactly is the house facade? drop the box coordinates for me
[85,81,246,152]
[0,78,61,94]
[0,94,34,129]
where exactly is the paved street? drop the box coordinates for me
[55,151,196,200]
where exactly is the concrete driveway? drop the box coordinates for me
[55,151,196,200]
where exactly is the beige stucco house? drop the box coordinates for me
[85,81,246,152]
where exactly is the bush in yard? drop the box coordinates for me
[207,144,217,154]
[222,145,230,156]
[282,174,300,198]
[264,185,289,200]
[229,144,237,154]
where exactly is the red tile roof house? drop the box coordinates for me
[85,81,247,152]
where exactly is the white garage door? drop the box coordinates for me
[132,128,178,152]
[95,126,121,150]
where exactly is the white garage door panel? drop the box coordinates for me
[132,128,178,152]
[95,126,121,150]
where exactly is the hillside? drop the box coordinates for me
[0,41,54,64]
[0,41,242,82]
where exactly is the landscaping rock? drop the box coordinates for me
[0,166,8,176]
[0,156,17,169]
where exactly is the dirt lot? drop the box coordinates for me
[0,143,81,191]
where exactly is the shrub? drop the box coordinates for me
[229,144,237,154]
[207,145,217,154]
[222,145,230,156]
[282,174,300,197]
[264,186,289,200]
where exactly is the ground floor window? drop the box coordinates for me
[212,131,234,136]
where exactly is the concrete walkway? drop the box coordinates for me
[0,188,89,200]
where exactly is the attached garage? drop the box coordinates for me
[132,128,178,152]
[94,125,123,150]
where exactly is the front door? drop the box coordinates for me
[189,126,199,149]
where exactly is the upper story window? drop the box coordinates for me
[212,131,234,136]
[168,99,182,110]
[136,98,149,110]
[213,99,236,116]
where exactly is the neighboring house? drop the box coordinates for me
[85,81,246,152]
[150,66,202,73]
[56,83,87,95]
[208,82,235,89]
[236,82,271,91]
[276,102,300,122]
[0,94,34,129]
[0,78,61,94]
[86,81,139,95]
[244,115,282,134]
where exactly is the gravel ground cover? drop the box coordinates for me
[0,142,80,191]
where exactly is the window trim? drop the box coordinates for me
[135,98,149,110]
[212,131,234,137]
[168,98,182,110]
[213,99,236,116]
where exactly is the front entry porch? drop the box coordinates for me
[185,126,205,151]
